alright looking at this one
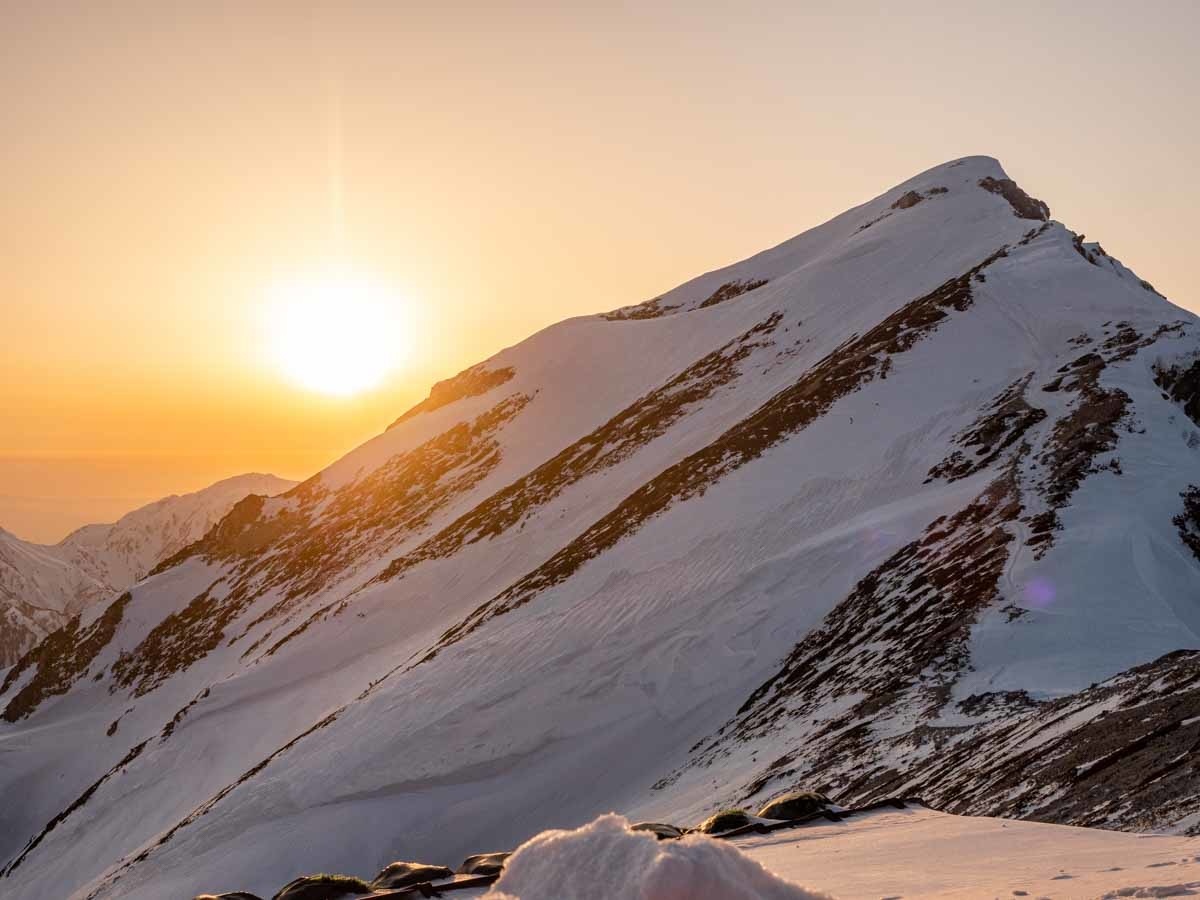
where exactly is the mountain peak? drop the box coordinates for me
[3,163,1198,900]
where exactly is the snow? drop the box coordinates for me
[733,807,1200,900]
[482,813,831,900]
[2,156,1199,900]
[0,472,295,663]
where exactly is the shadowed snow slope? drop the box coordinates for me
[3,157,1200,900]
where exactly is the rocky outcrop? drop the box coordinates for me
[388,365,516,428]
[978,176,1050,221]
[369,861,454,890]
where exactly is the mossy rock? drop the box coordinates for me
[630,821,684,840]
[370,861,454,889]
[697,808,752,834]
[271,873,372,900]
[456,851,511,876]
[756,791,832,821]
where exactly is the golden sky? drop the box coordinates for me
[2,1,1198,542]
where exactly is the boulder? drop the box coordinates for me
[697,809,752,834]
[630,822,684,840]
[370,861,455,890]
[756,791,832,821]
[271,874,372,900]
[456,851,511,876]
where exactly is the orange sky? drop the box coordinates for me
[2,2,1198,542]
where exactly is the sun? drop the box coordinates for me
[263,265,409,396]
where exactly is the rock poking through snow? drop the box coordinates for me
[369,861,455,889]
[483,813,832,900]
[757,791,833,821]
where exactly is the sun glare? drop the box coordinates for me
[264,266,409,396]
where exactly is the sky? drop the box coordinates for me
[2,1,1198,542]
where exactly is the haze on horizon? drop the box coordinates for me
[2,0,1197,543]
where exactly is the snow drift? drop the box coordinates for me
[485,814,831,900]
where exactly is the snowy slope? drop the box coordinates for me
[0,473,295,665]
[2,157,1199,900]
[736,806,1200,899]
[415,808,1200,900]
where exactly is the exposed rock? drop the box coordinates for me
[756,791,832,820]
[271,874,372,900]
[697,808,753,834]
[456,851,511,876]
[927,374,1046,482]
[376,312,783,588]
[1154,357,1200,426]
[891,190,924,210]
[859,186,950,232]
[369,861,454,890]
[680,466,1023,806]
[697,278,769,309]
[601,296,680,321]
[1173,486,1200,562]
[193,893,264,900]
[426,249,1010,661]
[389,364,517,428]
[106,392,534,697]
[978,176,1050,221]
[1,592,132,721]
[629,822,684,840]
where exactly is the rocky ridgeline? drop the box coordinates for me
[194,791,864,899]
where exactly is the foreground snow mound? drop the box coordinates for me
[485,814,832,900]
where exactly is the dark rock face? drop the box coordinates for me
[271,874,372,900]
[978,176,1050,221]
[456,851,510,876]
[369,861,454,890]
[756,791,832,820]
[1174,486,1200,562]
[1154,357,1200,427]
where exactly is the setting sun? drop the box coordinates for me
[263,265,409,397]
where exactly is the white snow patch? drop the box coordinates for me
[484,813,831,900]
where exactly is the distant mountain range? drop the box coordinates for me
[0,473,296,665]
[2,157,1199,900]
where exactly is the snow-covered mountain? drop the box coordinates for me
[3,156,1199,900]
[0,473,296,666]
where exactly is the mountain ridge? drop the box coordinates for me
[3,156,1199,900]
[0,472,296,667]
